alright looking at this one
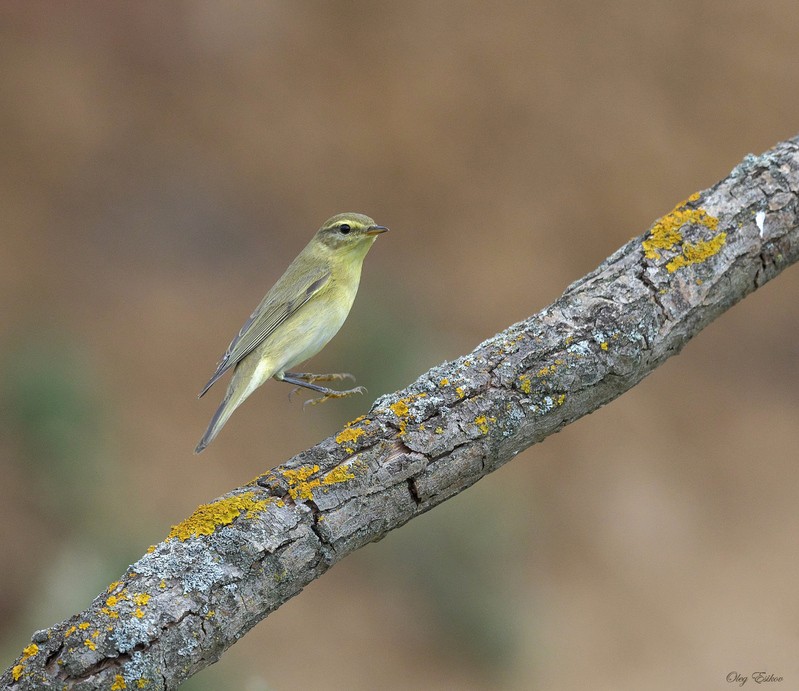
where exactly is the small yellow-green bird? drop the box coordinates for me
[195,212,388,453]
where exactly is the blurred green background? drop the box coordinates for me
[2,2,799,689]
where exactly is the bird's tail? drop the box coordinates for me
[195,384,247,454]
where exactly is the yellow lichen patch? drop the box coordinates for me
[282,465,321,501]
[205,610,215,619]
[344,414,370,428]
[642,196,719,260]
[21,644,39,661]
[134,609,144,618]
[146,545,156,554]
[600,342,608,351]
[322,465,356,486]
[65,626,77,638]
[168,492,270,541]
[537,364,557,377]
[106,594,122,608]
[14,643,39,677]
[556,394,566,406]
[84,639,96,651]
[335,426,365,453]
[159,580,167,590]
[518,374,532,394]
[389,393,428,435]
[110,674,127,690]
[474,415,496,434]
[666,232,727,273]
[435,426,444,434]
[107,581,123,592]
[133,593,150,607]
[455,387,465,398]
[390,399,409,418]
[439,378,449,386]
[78,622,90,631]
[137,680,150,688]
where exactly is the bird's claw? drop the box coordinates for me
[302,385,367,408]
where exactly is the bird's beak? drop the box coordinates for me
[366,224,389,235]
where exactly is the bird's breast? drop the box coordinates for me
[269,280,357,372]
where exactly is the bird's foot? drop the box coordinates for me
[303,385,367,408]
[283,371,362,403]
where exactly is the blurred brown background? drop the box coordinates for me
[2,2,798,689]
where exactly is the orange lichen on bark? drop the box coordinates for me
[642,196,720,261]
[282,465,321,501]
[335,425,365,453]
[168,492,270,541]
[666,233,727,272]
[12,644,40,681]
[389,393,428,435]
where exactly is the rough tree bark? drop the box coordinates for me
[4,135,799,690]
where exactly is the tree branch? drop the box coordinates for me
[5,135,799,690]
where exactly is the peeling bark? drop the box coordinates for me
[4,135,799,690]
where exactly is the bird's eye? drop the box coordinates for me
[339,224,351,234]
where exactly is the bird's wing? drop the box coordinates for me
[198,267,331,397]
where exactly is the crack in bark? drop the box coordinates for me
[636,259,668,319]
[406,477,421,505]
[756,249,770,289]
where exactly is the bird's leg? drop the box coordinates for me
[285,371,356,384]
[279,371,366,406]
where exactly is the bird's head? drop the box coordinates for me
[315,212,389,252]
